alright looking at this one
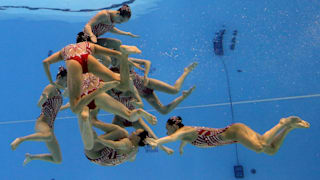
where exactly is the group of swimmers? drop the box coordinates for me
[10,4,310,166]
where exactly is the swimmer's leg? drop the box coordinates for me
[144,86,195,114]
[146,62,198,94]
[23,135,62,165]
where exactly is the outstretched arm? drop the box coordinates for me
[110,27,139,38]
[146,128,194,147]
[60,102,70,111]
[136,118,173,155]
[43,52,63,85]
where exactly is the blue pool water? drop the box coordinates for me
[0,0,319,179]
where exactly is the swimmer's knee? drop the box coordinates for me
[168,88,179,94]
[157,108,169,115]
[42,132,54,141]
[264,144,278,155]
[53,156,62,164]
[79,110,89,121]
[253,143,265,153]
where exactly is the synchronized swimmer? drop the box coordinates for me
[10,4,310,167]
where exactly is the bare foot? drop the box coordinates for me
[184,62,198,73]
[280,116,310,128]
[120,45,142,55]
[141,110,157,125]
[23,153,32,166]
[182,86,196,98]
[10,138,22,151]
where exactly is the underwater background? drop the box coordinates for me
[0,0,319,179]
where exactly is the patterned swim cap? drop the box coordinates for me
[167,116,182,125]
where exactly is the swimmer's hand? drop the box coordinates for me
[160,146,174,155]
[37,94,48,107]
[143,76,149,87]
[127,32,139,38]
[90,34,97,43]
[145,138,158,148]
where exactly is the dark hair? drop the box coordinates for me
[167,116,184,128]
[118,4,131,18]
[137,130,149,147]
[76,32,92,43]
[56,66,67,79]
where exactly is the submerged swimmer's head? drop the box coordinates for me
[56,66,68,87]
[131,129,149,147]
[56,66,67,79]
[113,4,131,23]
[166,116,184,135]
[76,32,92,43]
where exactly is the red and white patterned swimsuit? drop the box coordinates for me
[81,73,102,109]
[108,88,135,127]
[86,145,138,166]
[61,42,92,73]
[108,88,135,110]
[91,23,115,37]
[191,126,237,147]
[41,89,63,129]
[131,72,154,97]
[110,67,154,97]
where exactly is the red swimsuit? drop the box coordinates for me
[61,42,92,73]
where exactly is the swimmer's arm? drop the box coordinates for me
[37,93,48,107]
[129,58,151,79]
[37,85,51,107]
[91,118,113,131]
[127,59,144,71]
[156,128,193,146]
[93,44,122,59]
[60,102,70,111]
[137,118,174,155]
[110,27,139,38]
[179,141,188,155]
[129,84,144,108]
[43,52,63,85]
[84,11,110,43]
